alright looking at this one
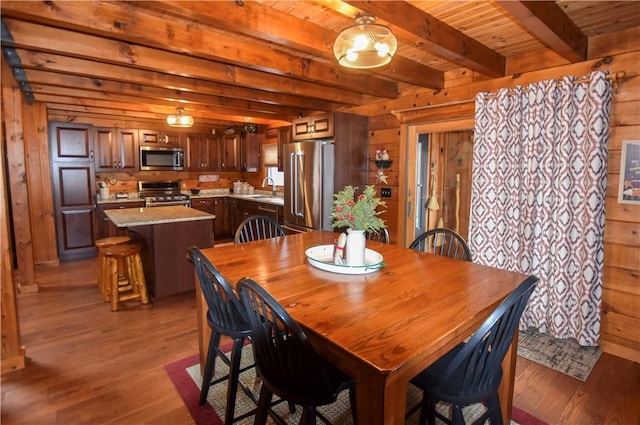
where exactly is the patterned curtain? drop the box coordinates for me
[469,71,612,346]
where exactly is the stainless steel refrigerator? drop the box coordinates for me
[284,140,335,232]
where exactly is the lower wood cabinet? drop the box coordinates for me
[95,201,145,240]
[190,197,231,240]
[229,198,283,236]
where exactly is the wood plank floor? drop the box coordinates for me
[1,258,638,424]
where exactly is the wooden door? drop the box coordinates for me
[277,125,292,171]
[118,128,139,170]
[243,133,262,172]
[93,127,116,171]
[50,122,97,261]
[221,134,240,171]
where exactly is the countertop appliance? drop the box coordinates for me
[138,180,190,207]
[284,140,335,232]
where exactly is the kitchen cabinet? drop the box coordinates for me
[139,129,183,148]
[95,201,145,240]
[221,134,240,171]
[242,133,262,172]
[266,125,292,171]
[292,113,333,140]
[229,198,283,235]
[94,127,139,171]
[50,122,97,261]
[190,197,231,240]
[186,134,219,171]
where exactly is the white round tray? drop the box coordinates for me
[305,244,385,275]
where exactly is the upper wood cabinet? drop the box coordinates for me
[139,129,184,148]
[186,134,219,171]
[292,113,333,140]
[221,134,240,171]
[266,125,292,171]
[243,133,262,172]
[93,127,139,171]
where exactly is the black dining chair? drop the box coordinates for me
[234,215,286,244]
[237,277,357,425]
[187,246,255,425]
[365,227,390,244]
[408,275,539,425]
[409,228,472,261]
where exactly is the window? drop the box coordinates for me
[267,167,284,186]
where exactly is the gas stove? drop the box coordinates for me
[138,180,191,207]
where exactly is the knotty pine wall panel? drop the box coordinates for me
[349,33,640,362]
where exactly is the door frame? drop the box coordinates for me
[398,119,474,247]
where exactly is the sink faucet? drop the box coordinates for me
[261,176,277,197]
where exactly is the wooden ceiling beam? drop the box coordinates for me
[341,0,506,78]
[497,1,587,62]
[3,19,391,103]
[29,84,291,122]
[14,49,361,110]
[136,0,444,89]
[0,1,399,98]
[25,70,307,119]
[38,96,275,125]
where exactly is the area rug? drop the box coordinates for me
[517,328,602,381]
[165,343,548,425]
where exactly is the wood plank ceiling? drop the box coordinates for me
[1,1,638,128]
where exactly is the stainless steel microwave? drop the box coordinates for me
[139,146,184,171]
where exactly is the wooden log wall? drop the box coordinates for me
[1,60,27,373]
[348,27,640,363]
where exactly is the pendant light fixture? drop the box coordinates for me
[166,107,194,128]
[333,14,397,69]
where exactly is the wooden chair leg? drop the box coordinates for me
[108,258,120,312]
[133,253,149,304]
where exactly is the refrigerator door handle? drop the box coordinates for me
[289,152,297,217]
[295,152,304,217]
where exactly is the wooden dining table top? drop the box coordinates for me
[196,230,529,424]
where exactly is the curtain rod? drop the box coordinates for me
[484,71,626,99]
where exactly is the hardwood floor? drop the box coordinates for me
[2,258,639,425]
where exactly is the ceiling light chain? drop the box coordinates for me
[166,107,194,128]
[333,14,397,69]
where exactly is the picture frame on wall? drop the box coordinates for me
[618,140,640,204]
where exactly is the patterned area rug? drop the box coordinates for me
[517,328,602,381]
[164,344,548,425]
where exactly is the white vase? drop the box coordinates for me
[345,228,366,266]
[99,187,110,200]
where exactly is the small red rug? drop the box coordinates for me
[164,348,548,425]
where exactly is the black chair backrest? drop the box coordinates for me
[187,246,248,333]
[365,227,390,244]
[234,215,286,244]
[436,276,538,396]
[237,277,341,404]
[409,228,472,261]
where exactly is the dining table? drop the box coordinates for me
[194,230,529,425]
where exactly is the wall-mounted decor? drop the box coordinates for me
[618,140,640,204]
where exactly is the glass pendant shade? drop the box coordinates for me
[166,107,194,128]
[333,14,397,69]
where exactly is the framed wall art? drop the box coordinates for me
[618,140,640,204]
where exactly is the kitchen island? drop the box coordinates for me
[105,206,214,302]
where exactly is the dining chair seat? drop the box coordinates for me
[188,247,255,425]
[238,277,357,425]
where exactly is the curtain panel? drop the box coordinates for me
[469,71,612,346]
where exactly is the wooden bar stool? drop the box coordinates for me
[96,236,131,302]
[101,244,149,311]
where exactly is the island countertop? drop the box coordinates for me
[104,205,215,227]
